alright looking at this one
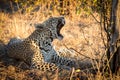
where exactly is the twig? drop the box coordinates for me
[80,3,100,23]
[90,12,100,23]
[70,67,75,80]
[63,44,94,60]
[71,48,95,60]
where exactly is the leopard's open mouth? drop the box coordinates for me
[57,17,65,40]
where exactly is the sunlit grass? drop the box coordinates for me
[0,1,119,80]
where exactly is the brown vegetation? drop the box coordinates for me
[0,0,120,80]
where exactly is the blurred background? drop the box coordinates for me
[0,0,119,80]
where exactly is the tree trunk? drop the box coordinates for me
[108,0,120,73]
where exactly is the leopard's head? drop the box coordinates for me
[35,16,65,40]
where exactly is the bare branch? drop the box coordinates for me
[63,44,95,60]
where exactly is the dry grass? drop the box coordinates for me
[0,2,120,80]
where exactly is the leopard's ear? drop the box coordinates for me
[34,23,44,29]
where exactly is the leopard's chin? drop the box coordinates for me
[57,34,63,40]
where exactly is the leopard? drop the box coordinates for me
[7,16,77,72]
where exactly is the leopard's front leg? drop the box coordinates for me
[50,54,77,70]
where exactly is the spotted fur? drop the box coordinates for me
[7,17,76,71]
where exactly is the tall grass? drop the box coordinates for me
[0,1,120,80]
